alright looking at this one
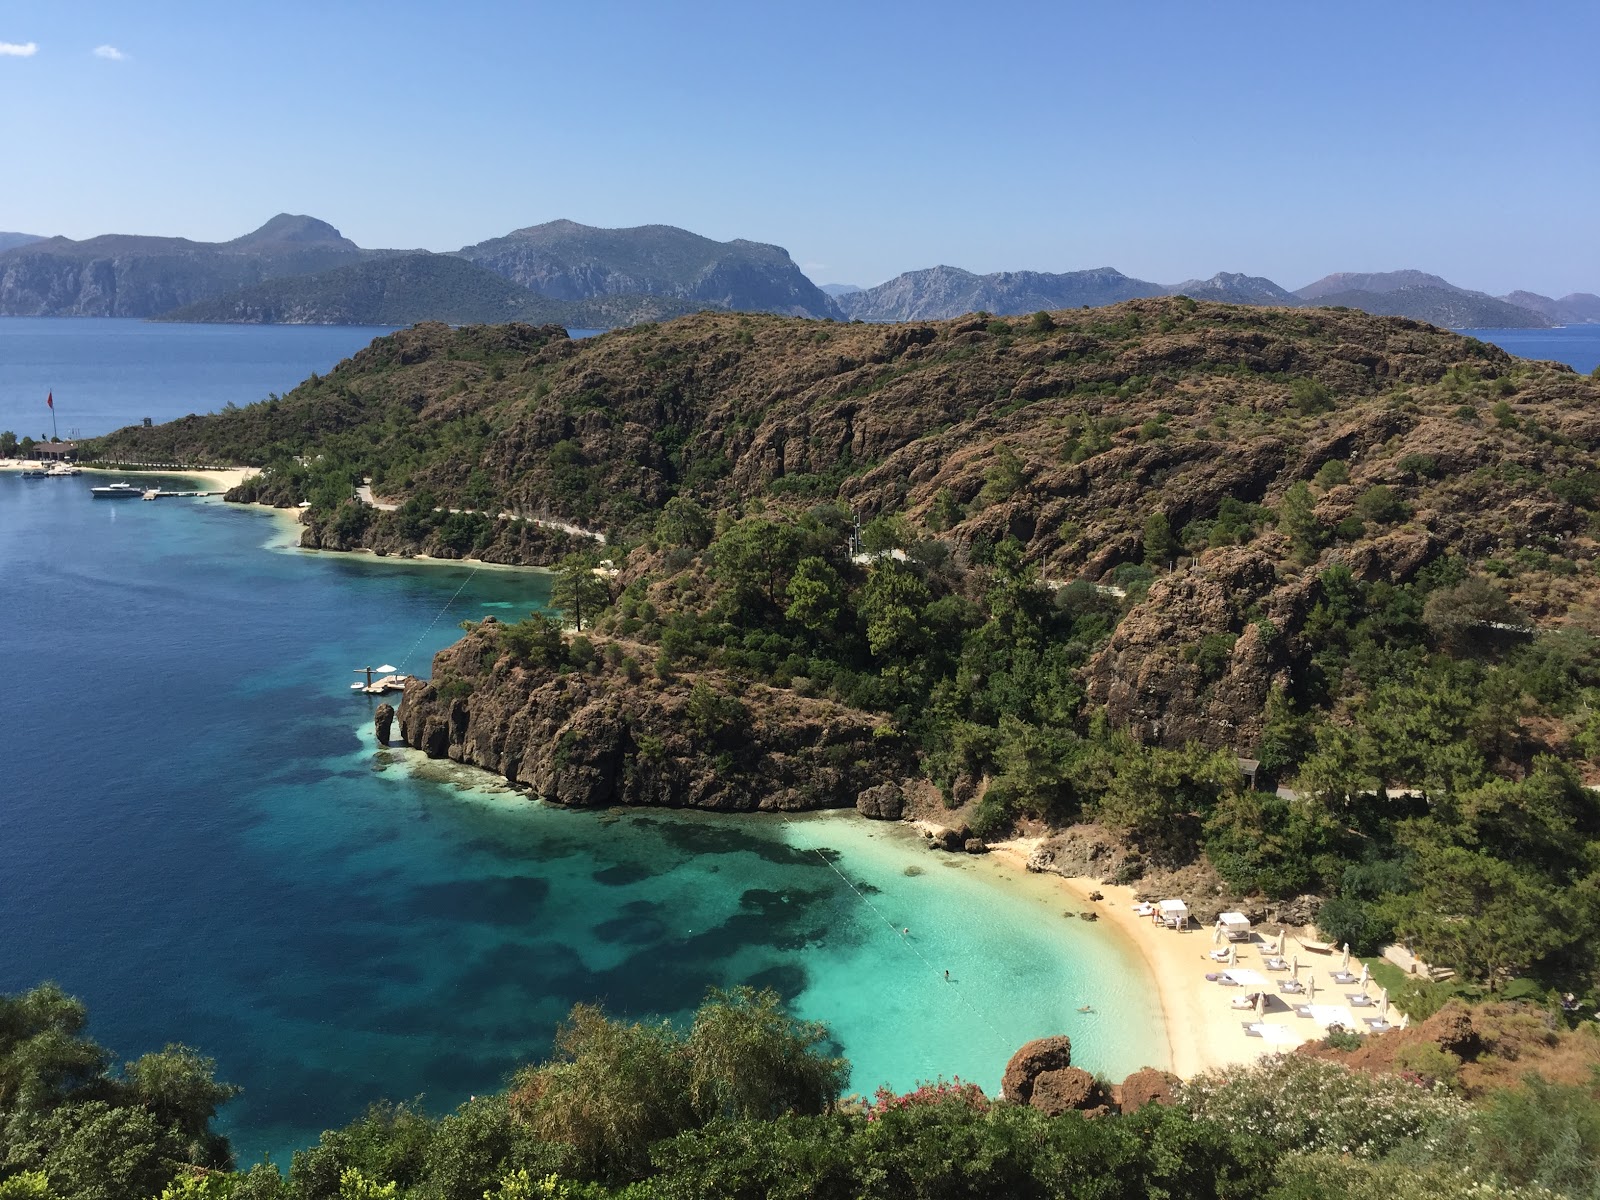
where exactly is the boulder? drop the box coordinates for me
[1029,1067,1111,1117]
[374,703,395,745]
[1115,1067,1180,1112]
[963,838,988,854]
[856,782,904,820]
[1001,1035,1073,1105]
[925,825,963,851]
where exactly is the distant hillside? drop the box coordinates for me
[1295,270,1551,328]
[1502,290,1600,325]
[1165,272,1301,306]
[456,219,840,319]
[0,214,370,317]
[154,253,700,328]
[1307,285,1551,329]
[819,283,863,297]
[835,265,1165,321]
[0,232,41,254]
[1295,270,1460,301]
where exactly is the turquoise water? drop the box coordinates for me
[0,475,1167,1162]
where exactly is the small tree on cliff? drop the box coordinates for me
[551,558,610,631]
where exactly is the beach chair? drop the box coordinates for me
[1278,980,1305,994]
[1347,993,1374,1007]
[1363,1018,1394,1032]
[1264,957,1289,972]
[1242,1022,1263,1037]
[1293,1005,1314,1018]
[1331,970,1358,985]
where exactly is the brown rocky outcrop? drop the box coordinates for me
[1114,1068,1180,1112]
[1083,547,1290,751]
[1029,1067,1112,1117]
[1001,1035,1074,1105]
[1027,825,1134,884]
[398,625,910,812]
[855,782,904,820]
[373,703,394,745]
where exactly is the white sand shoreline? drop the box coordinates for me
[0,459,253,491]
[989,837,1321,1077]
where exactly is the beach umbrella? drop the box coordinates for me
[1359,963,1371,988]
[1291,955,1301,979]
[1341,943,1351,971]
[1228,944,1237,967]
[1379,987,1389,1018]
[376,664,398,674]
[1275,931,1286,955]
[1307,975,1317,999]
[1213,923,1222,945]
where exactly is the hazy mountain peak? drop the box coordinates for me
[1296,270,1459,301]
[230,213,353,248]
[835,264,1164,322]
[457,220,838,318]
[1165,272,1300,305]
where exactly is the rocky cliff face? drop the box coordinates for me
[456,219,841,319]
[0,215,365,317]
[398,621,911,812]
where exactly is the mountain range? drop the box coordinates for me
[0,214,1593,330]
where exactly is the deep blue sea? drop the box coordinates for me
[0,321,1165,1162]
[1459,325,1600,375]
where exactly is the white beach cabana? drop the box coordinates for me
[1216,912,1252,942]
[1157,899,1188,929]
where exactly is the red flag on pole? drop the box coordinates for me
[46,392,53,409]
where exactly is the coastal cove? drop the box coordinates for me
[0,473,1167,1163]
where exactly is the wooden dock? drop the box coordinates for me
[141,489,224,500]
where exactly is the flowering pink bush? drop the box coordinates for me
[862,1077,990,1122]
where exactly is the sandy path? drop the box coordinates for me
[989,838,1325,1077]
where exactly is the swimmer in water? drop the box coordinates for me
[944,969,950,981]
[1077,1004,1093,1013]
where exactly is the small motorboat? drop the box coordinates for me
[90,482,144,498]
[20,467,48,477]
[46,462,82,476]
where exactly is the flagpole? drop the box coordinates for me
[48,392,57,442]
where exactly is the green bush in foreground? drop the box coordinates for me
[7,984,1600,1200]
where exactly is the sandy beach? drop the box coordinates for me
[990,838,1328,1077]
[0,459,254,492]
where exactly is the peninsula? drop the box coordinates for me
[89,298,1600,1016]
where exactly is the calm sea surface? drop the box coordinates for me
[0,322,1165,1162]
[1459,325,1600,374]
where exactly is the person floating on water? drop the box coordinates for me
[944,969,950,981]
[1077,1004,1093,1013]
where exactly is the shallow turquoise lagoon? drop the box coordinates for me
[0,473,1164,1164]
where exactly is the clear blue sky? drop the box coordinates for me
[2,1,1596,295]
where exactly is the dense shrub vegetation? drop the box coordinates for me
[4,986,1597,1199]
